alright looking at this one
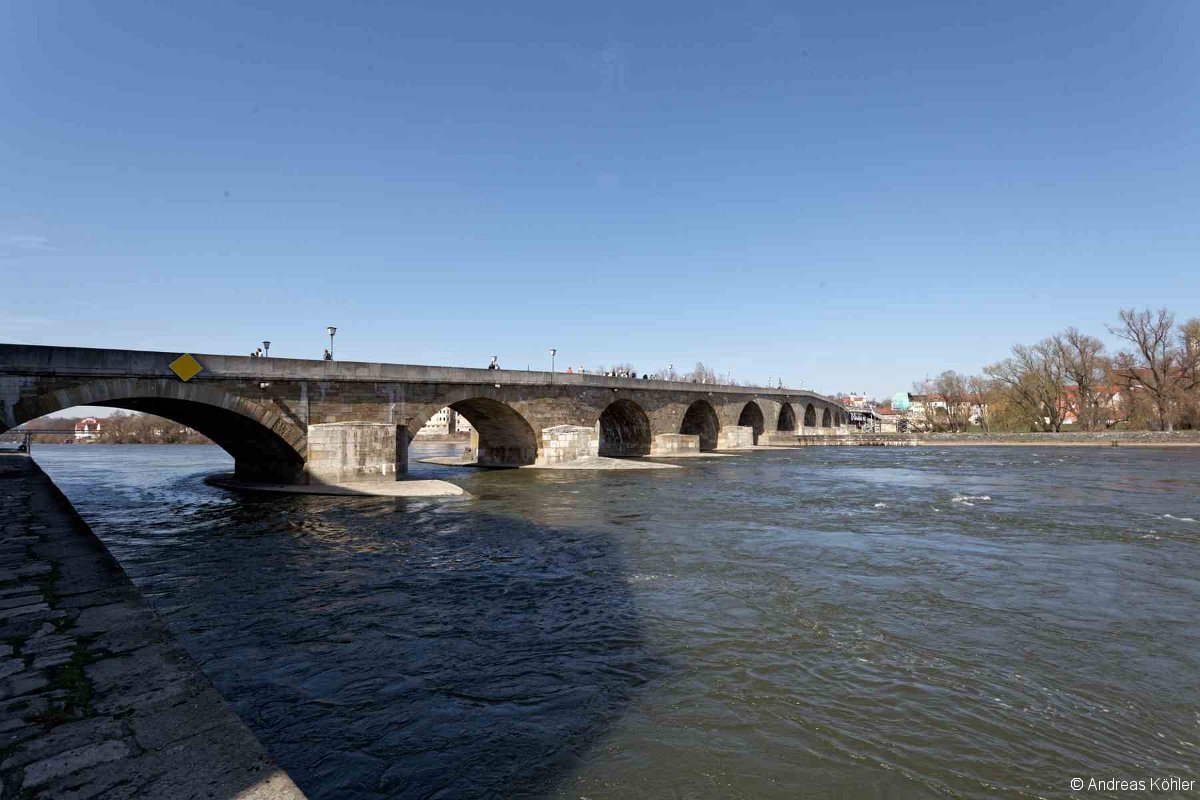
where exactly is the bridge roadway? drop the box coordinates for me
[0,344,847,486]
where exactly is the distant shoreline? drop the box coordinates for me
[924,440,1200,448]
[917,432,1200,448]
[24,440,212,446]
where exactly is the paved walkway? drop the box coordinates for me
[0,453,307,799]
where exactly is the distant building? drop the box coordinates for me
[875,406,905,433]
[417,408,474,437]
[904,393,982,430]
[1059,385,1122,427]
[844,404,906,433]
[73,417,102,441]
[838,393,870,409]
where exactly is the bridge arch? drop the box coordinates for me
[446,397,538,467]
[4,379,307,482]
[680,399,720,451]
[598,399,651,457]
[821,408,832,428]
[737,401,765,445]
[777,402,796,432]
[804,403,817,428]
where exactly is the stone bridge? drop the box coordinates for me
[0,345,847,485]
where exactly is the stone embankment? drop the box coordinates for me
[0,453,306,799]
[761,434,919,447]
[921,431,1200,447]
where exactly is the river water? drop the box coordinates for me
[31,443,1200,799]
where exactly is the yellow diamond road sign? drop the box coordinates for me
[169,354,203,382]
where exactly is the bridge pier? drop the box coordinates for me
[649,433,699,456]
[717,425,755,449]
[758,432,800,446]
[538,425,599,465]
[305,422,405,484]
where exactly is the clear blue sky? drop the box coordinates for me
[3,1,1197,398]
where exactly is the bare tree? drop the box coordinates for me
[909,379,940,431]
[932,370,971,432]
[1052,327,1110,430]
[985,339,1067,432]
[1108,308,1180,431]
[966,374,995,432]
[1177,317,1200,429]
[687,362,717,384]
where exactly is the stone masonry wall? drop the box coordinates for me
[717,426,755,449]
[305,422,403,484]
[649,434,700,456]
[538,426,599,465]
[0,454,306,799]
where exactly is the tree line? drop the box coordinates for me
[915,308,1199,433]
[23,412,213,444]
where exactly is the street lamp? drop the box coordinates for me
[668,363,674,381]
[262,341,270,357]
[326,326,337,359]
[549,348,557,372]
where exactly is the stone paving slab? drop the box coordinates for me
[0,453,307,799]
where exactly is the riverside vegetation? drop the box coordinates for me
[911,306,1200,433]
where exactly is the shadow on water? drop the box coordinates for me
[38,443,1200,800]
[38,446,659,800]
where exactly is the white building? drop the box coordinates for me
[73,417,102,440]
[417,408,473,437]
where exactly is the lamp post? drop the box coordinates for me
[262,341,270,358]
[549,348,556,384]
[326,326,337,359]
[668,363,674,381]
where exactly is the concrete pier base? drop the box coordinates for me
[649,433,700,456]
[717,426,755,450]
[758,432,801,446]
[537,425,599,465]
[0,454,306,799]
[208,473,467,497]
[305,421,405,484]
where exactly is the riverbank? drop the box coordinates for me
[0,453,306,799]
[919,431,1200,447]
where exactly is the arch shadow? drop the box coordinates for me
[778,403,796,432]
[599,400,651,457]
[804,403,817,428]
[680,400,720,451]
[33,455,661,799]
[449,398,538,467]
[6,380,307,483]
[821,408,832,428]
[737,402,765,445]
